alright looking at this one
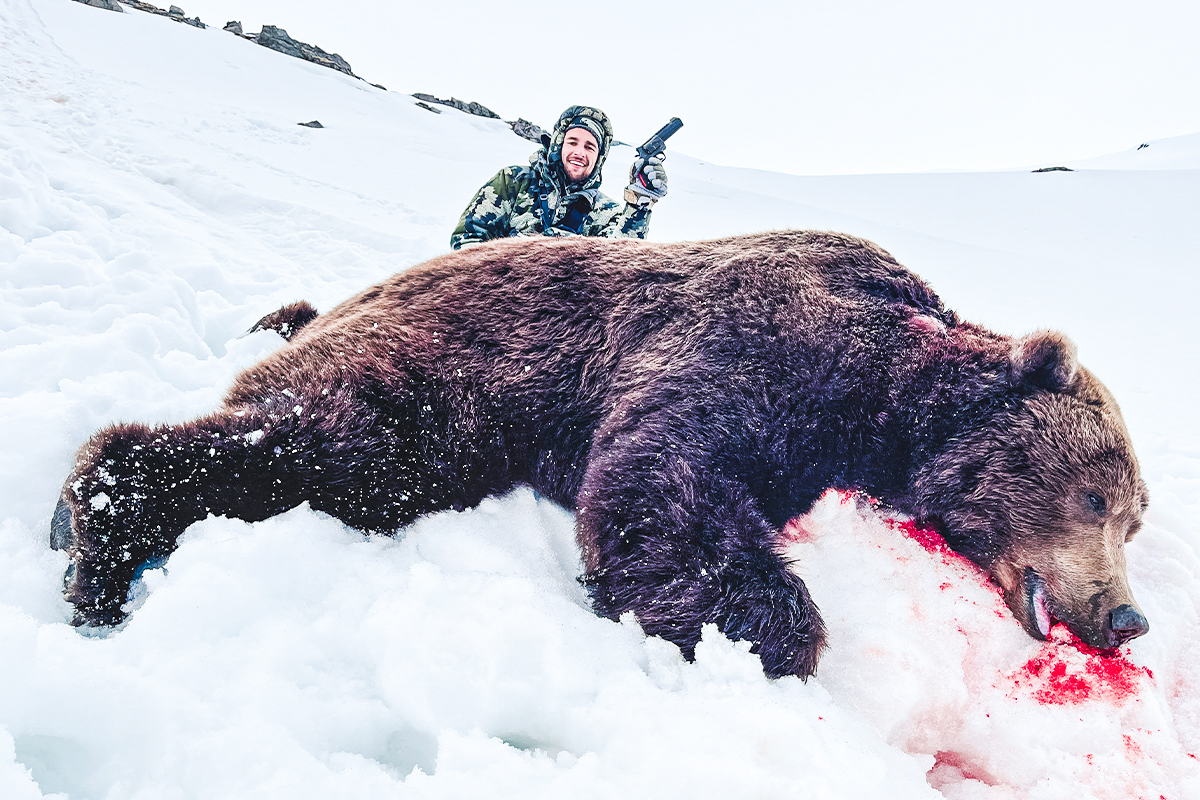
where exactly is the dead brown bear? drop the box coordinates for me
[52,231,1149,678]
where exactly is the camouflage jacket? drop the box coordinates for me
[450,105,651,250]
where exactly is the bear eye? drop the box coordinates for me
[1085,492,1107,516]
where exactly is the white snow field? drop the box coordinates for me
[2,1,1199,798]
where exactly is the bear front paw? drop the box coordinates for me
[585,550,827,679]
[708,549,829,678]
[54,423,185,627]
[716,567,828,679]
[52,487,136,627]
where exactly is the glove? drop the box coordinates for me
[624,155,668,206]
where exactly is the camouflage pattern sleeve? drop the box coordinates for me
[450,168,522,250]
[583,196,652,240]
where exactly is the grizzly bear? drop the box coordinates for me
[52,231,1150,678]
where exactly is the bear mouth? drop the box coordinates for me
[1024,567,1054,638]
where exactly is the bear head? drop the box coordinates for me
[912,330,1150,650]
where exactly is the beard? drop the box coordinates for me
[561,158,593,184]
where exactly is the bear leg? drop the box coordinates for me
[578,452,827,679]
[56,421,217,625]
[57,388,512,626]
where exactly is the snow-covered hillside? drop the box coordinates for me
[2,1,1199,798]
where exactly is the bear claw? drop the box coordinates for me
[50,495,73,552]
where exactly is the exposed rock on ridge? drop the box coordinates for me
[73,0,122,11]
[68,1,548,145]
[127,0,204,27]
[509,118,548,143]
[411,94,548,143]
[71,0,206,27]
[411,93,500,120]
[255,25,355,77]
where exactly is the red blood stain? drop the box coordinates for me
[795,491,1156,709]
[778,517,812,543]
[1123,734,1143,758]
[880,512,1158,704]
[928,751,998,787]
[1009,625,1153,705]
[885,516,988,579]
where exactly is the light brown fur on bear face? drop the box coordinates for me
[912,337,1148,649]
[990,373,1147,647]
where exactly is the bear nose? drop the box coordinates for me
[1107,604,1150,646]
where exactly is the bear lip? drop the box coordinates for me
[1024,568,1054,638]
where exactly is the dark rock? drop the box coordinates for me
[122,0,204,27]
[165,5,203,27]
[298,120,324,128]
[462,100,499,119]
[122,1,164,14]
[223,20,243,35]
[411,93,500,119]
[415,101,442,114]
[256,25,304,58]
[412,94,551,146]
[1137,143,1150,150]
[70,0,123,11]
[1032,166,1074,173]
[256,25,355,77]
[370,83,387,91]
[509,118,547,143]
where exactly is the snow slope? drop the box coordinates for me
[1,1,1199,798]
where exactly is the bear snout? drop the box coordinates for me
[1106,603,1150,648]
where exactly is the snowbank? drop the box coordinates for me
[2,0,1198,797]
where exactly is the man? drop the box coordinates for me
[450,105,668,250]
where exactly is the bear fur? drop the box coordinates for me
[54,231,1150,678]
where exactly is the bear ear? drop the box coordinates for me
[1009,330,1079,391]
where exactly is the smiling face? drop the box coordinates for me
[561,127,599,183]
[913,357,1150,650]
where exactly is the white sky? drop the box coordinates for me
[179,0,1198,175]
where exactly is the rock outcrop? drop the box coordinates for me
[73,0,209,27]
[256,26,355,77]
[69,1,546,146]
[411,94,548,144]
[123,1,204,28]
[72,0,122,11]
[412,93,500,120]
[509,118,548,143]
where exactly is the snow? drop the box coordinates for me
[1062,133,1200,171]
[1,0,1199,797]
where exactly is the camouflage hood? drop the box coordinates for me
[532,105,614,194]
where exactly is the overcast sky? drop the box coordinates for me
[181,0,1200,175]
